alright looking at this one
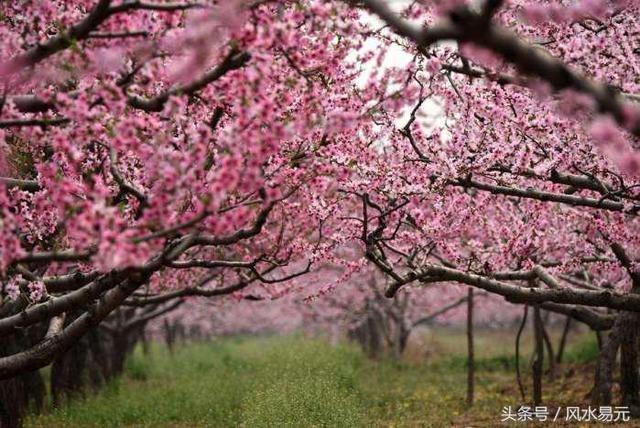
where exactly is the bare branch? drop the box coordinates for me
[127,50,250,112]
[0,118,69,128]
[0,177,40,192]
[452,176,632,214]
[87,30,149,39]
[108,1,208,13]
[0,271,126,335]
[388,263,640,312]
[0,0,113,76]
[109,147,148,207]
[15,249,95,264]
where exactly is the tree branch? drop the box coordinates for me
[387,263,640,312]
[0,273,149,379]
[127,50,250,112]
[0,0,113,76]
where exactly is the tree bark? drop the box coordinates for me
[0,326,47,428]
[556,316,572,364]
[593,317,622,406]
[532,305,544,405]
[0,274,148,380]
[619,311,640,415]
[515,305,528,401]
[596,330,604,350]
[540,313,557,379]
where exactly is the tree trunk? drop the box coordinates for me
[540,313,557,379]
[593,317,622,406]
[163,318,175,353]
[596,330,604,350]
[515,305,528,402]
[367,310,383,359]
[532,305,544,405]
[88,327,110,384]
[141,327,150,355]
[466,287,475,406]
[110,329,130,376]
[619,311,640,415]
[556,316,572,364]
[398,327,410,356]
[51,324,91,406]
[0,326,48,428]
[391,315,410,360]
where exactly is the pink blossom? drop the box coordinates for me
[27,281,45,302]
[589,116,626,149]
[4,275,22,301]
[426,57,441,76]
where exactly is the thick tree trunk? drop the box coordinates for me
[391,317,409,360]
[347,304,385,359]
[88,327,110,385]
[52,315,112,405]
[532,305,544,405]
[0,379,20,428]
[25,369,45,413]
[0,327,47,428]
[593,317,622,406]
[466,287,475,406]
[110,331,129,376]
[619,311,640,415]
[366,310,383,358]
[51,313,95,405]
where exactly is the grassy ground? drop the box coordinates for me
[26,327,613,427]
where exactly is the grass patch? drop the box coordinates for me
[26,329,602,427]
[562,332,600,364]
[26,337,366,428]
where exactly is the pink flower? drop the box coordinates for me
[522,4,549,24]
[589,116,626,150]
[4,275,22,301]
[426,57,441,76]
[28,281,45,302]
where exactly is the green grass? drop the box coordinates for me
[562,332,600,364]
[26,329,603,427]
[26,337,366,428]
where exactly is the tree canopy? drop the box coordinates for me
[0,0,639,389]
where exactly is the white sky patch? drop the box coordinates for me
[351,1,448,147]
